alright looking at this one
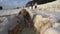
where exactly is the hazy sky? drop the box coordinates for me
[0,0,32,9]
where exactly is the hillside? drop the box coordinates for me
[36,0,60,10]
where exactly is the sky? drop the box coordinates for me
[0,0,32,9]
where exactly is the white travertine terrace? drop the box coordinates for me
[33,0,60,10]
[0,4,60,34]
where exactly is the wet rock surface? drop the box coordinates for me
[0,9,60,34]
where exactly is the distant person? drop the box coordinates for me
[35,3,37,9]
[0,6,3,10]
[35,6,37,9]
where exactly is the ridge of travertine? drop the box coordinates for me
[33,0,60,10]
[0,8,60,34]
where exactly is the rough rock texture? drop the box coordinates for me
[0,8,60,34]
[44,23,60,34]
[33,14,56,34]
[0,17,8,34]
[7,14,25,34]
